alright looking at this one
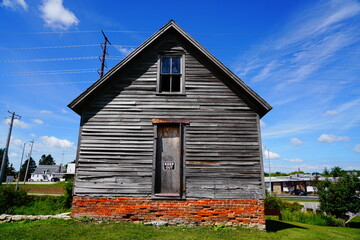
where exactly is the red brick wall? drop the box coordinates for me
[72,197,265,230]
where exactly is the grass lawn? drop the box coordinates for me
[347,216,360,228]
[0,219,359,240]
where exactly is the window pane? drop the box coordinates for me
[172,75,181,92]
[161,57,171,74]
[161,75,171,92]
[172,57,181,74]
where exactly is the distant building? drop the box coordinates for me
[264,174,327,194]
[30,165,65,181]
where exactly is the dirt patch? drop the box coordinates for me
[20,186,65,194]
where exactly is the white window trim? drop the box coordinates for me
[156,54,185,94]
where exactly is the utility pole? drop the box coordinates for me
[99,30,111,78]
[60,150,64,172]
[15,140,33,190]
[23,140,34,184]
[263,146,272,196]
[0,111,21,185]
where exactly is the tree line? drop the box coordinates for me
[264,167,360,177]
[0,149,56,182]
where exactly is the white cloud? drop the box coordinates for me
[40,136,74,149]
[9,152,18,157]
[60,108,68,114]
[354,144,360,153]
[3,118,29,128]
[322,110,338,116]
[114,45,134,56]
[284,158,304,162]
[1,0,28,11]
[318,134,350,143]
[290,137,303,146]
[263,150,280,159]
[32,119,44,125]
[39,0,79,30]
[10,138,23,147]
[40,110,52,114]
[260,120,266,127]
[30,133,36,138]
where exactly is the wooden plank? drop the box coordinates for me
[73,34,264,200]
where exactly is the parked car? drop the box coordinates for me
[51,177,60,182]
[292,189,307,195]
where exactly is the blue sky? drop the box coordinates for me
[0,0,359,173]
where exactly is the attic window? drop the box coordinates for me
[158,56,183,93]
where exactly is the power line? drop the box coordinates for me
[2,43,360,56]
[0,44,136,51]
[289,82,360,87]
[1,56,360,71]
[1,29,360,37]
[0,30,151,35]
[0,68,98,76]
[1,81,94,87]
[0,56,123,63]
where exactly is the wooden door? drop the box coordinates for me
[155,124,182,196]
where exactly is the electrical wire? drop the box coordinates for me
[0,56,123,63]
[0,44,137,51]
[0,68,98,76]
[1,81,95,87]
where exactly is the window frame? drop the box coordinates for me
[156,54,185,94]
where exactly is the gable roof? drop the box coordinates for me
[33,165,61,174]
[68,20,272,117]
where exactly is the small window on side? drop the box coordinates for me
[159,56,183,93]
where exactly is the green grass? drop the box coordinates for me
[349,216,360,223]
[282,210,344,227]
[0,219,359,240]
[10,196,70,215]
[347,216,360,228]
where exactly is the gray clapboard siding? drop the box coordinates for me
[73,32,265,200]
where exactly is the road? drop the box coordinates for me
[276,194,319,200]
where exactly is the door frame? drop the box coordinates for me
[151,118,188,200]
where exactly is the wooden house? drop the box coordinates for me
[68,20,271,229]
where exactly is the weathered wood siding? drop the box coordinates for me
[75,31,264,199]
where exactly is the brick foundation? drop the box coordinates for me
[71,197,265,230]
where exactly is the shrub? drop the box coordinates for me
[63,179,74,208]
[264,194,303,212]
[281,201,303,212]
[11,196,70,215]
[282,210,344,227]
[0,180,73,215]
[264,194,282,209]
[0,185,32,214]
[317,174,360,219]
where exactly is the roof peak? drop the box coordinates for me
[68,21,271,117]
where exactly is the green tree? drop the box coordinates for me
[38,154,55,165]
[0,148,16,182]
[330,166,343,177]
[317,174,360,219]
[19,157,37,181]
[323,167,330,176]
[290,170,306,175]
